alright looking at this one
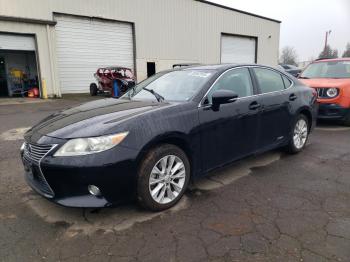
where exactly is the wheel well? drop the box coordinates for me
[299,109,312,132]
[137,137,193,171]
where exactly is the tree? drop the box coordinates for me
[280,46,298,65]
[342,43,350,58]
[318,45,338,59]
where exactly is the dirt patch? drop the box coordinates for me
[0,127,30,141]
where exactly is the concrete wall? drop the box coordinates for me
[0,0,280,96]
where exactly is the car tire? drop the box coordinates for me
[90,83,98,96]
[286,114,309,154]
[137,144,190,211]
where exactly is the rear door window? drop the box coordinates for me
[282,75,292,88]
[253,68,285,93]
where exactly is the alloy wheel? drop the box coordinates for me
[149,155,186,204]
[293,118,308,149]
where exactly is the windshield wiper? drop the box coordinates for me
[298,76,309,79]
[143,87,165,102]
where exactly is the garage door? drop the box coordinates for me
[0,34,36,51]
[221,35,256,64]
[55,15,134,93]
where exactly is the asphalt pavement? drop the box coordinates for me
[1,97,350,262]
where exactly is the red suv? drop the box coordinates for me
[299,58,350,125]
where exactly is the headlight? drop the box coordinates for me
[326,88,338,98]
[54,132,129,156]
[20,142,26,153]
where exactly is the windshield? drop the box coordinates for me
[300,61,350,79]
[122,70,214,102]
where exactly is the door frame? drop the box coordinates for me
[0,55,8,96]
[249,66,295,150]
[197,66,262,172]
[0,31,42,98]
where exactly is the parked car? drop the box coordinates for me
[21,64,317,211]
[279,64,302,77]
[90,66,135,97]
[299,58,350,125]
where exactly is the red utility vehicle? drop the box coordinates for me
[90,66,135,97]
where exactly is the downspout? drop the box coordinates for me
[46,24,60,97]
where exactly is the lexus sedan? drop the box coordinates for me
[20,64,318,211]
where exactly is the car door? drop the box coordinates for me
[252,67,293,150]
[198,67,261,172]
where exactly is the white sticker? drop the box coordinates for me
[188,71,211,78]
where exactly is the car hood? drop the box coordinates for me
[26,98,170,140]
[300,78,350,88]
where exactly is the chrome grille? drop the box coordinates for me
[22,142,56,198]
[316,88,326,98]
[315,87,338,99]
[23,143,54,164]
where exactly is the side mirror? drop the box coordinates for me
[211,90,238,110]
[296,72,301,78]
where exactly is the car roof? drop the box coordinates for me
[178,63,278,74]
[313,58,350,63]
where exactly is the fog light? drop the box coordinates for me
[88,185,101,196]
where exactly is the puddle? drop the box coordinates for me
[24,151,281,236]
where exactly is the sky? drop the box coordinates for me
[211,0,350,62]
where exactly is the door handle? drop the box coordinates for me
[289,94,297,101]
[249,101,261,110]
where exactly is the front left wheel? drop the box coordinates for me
[137,144,190,211]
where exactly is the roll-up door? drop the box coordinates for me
[221,34,256,64]
[55,15,134,93]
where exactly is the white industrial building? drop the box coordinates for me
[0,0,280,98]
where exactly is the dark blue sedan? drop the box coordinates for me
[21,64,318,211]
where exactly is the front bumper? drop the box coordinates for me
[317,103,350,120]
[21,139,140,208]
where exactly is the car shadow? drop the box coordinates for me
[316,120,350,131]
[23,151,282,236]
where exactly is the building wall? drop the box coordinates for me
[0,0,280,96]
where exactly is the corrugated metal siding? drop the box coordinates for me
[0,0,280,93]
